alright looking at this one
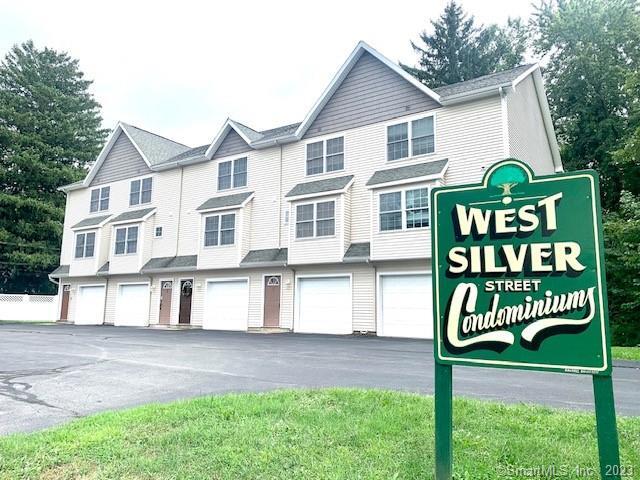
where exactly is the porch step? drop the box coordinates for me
[248,327,292,334]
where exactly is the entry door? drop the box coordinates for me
[159,281,173,325]
[59,285,70,321]
[179,279,193,324]
[263,275,281,327]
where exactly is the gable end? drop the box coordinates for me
[90,131,152,186]
[303,52,440,139]
[212,129,252,159]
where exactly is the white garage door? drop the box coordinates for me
[115,283,150,327]
[204,280,249,331]
[297,277,351,335]
[75,285,106,325]
[380,274,433,339]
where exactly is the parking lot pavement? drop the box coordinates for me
[1,323,638,434]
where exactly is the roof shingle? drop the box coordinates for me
[433,64,534,99]
[366,159,448,186]
[240,248,288,265]
[286,175,354,198]
[71,214,111,229]
[109,207,156,223]
[141,255,198,272]
[196,192,254,211]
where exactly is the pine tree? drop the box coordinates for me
[0,41,108,293]
[402,2,528,88]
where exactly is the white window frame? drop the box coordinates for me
[295,200,336,240]
[203,212,236,248]
[305,136,345,176]
[90,186,110,213]
[129,177,153,206]
[217,157,248,191]
[378,186,431,233]
[386,113,436,162]
[114,225,139,255]
[154,226,163,238]
[74,231,96,259]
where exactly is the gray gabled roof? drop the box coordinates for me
[71,214,111,229]
[109,207,156,223]
[121,123,191,166]
[240,248,288,266]
[343,243,370,261]
[50,265,69,278]
[232,120,264,143]
[157,144,208,166]
[433,64,534,99]
[196,191,254,212]
[286,175,354,198]
[258,122,301,142]
[366,159,448,186]
[141,255,198,272]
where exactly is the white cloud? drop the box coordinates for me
[0,0,536,146]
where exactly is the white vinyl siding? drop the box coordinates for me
[90,186,110,212]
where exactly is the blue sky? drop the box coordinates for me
[0,0,537,147]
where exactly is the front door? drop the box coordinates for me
[59,285,70,321]
[179,279,193,324]
[263,275,281,327]
[159,281,173,325]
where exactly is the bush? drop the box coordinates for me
[603,191,640,346]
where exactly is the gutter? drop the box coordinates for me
[439,84,510,105]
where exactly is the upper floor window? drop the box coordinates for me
[380,187,429,231]
[204,213,235,247]
[130,177,152,206]
[90,187,110,213]
[296,200,335,238]
[74,232,95,259]
[154,226,163,238]
[218,157,247,191]
[114,226,138,255]
[387,116,434,161]
[306,137,344,176]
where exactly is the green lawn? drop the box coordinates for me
[613,346,640,362]
[0,390,639,479]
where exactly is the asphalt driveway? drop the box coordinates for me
[0,323,638,435]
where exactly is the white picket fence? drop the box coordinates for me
[0,294,59,321]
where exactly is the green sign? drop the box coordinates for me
[432,159,610,374]
[430,159,620,480]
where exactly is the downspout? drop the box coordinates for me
[175,166,185,257]
[102,276,110,325]
[499,86,509,158]
[290,265,296,332]
[277,142,283,245]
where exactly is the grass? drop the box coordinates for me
[613,346,640,362]
[0,390,639,479]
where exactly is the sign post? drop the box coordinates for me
[431,159,620,479]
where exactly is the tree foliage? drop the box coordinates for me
[0,41,108,293]
[603,192,640,346]
[532,0,640,209]
[402,2,529,88]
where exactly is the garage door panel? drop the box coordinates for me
[204,280,248,331]
[380,274,432,339]
[75,285,105,325]
[297,277,351,335]
[115,284,150,327]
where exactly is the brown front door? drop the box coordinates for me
[159,281,173,325]
[178,279,193,324]
[263,275,281,327]
[59,285,70,321]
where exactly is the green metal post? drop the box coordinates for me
[593,375,621,479]
[435,362,453,480]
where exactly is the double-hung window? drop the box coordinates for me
[74,232,95,258]
[130,178,152,206]
[379,187,430,231]
[306,137,344,175]
[204,213,235,247]
[90,187,110,212]
[114,226,138,254]
[387,116,434,161]
[296,201,335,238]
[218,158,247,190]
